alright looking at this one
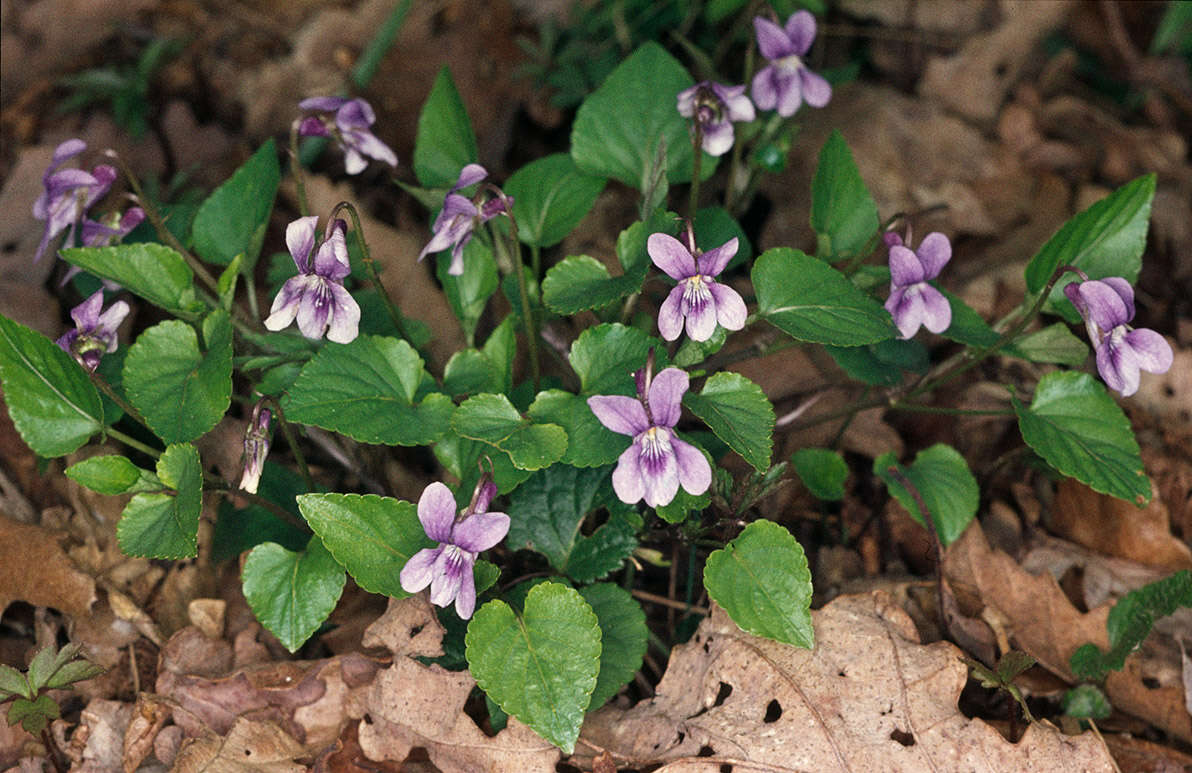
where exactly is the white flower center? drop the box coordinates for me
[683,275,713,309]
[777,54,805,73]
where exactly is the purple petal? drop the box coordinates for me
[648,367,688,428]
[754,17,794,60]
[917,284,952,334]
[684,294,718,341]
[428,548,468,608]
[676,84,699,117]
[335,98,376,129]
[300,96,349,112]
[751,67,780,112]
[1096,340,1134,396]
[452,163,488,193]
[452,511,511,553]
[263,275,311,332]
[418,481,458,543]
[447,241,468,275]
[883,232,904,248]
[323,283,361,344]
[915,233,951,280]
[70,290,105,330]
[297,116,330,138]
[697,238,738,277]
[454,569,477,619]
[641,443,679,508]
[885,285,928,339]
[94,301,130,348]
[587,395,649,436]
[612,444,645,505]
[1099,277,1135,322]
[480,195,511,222]
[888,244,926,287]
[658,286,685,342]
[286,216,319,272]
[798,68,832,108]
[313,223,351,280]
[349,129,397,168]
[49,139,87,172]
[1124,328,1173,375]
[399,547,441,594]
[701,121,735,157]
[773,70,803,117]
[721,86,756,122]
[671,434,711,496]
[709,283,747,331]
[785,10,817,55]
[648,233,697,280]
[1077,281,1131,331]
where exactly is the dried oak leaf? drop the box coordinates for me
[0,515,95,619]
[356,596,560,773]
[944,524,1192,743]
[577,592,1113,771]
[171,716,306,772]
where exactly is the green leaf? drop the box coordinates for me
[694,206,753,270]
[482,317,516,396]
[565,515,638,583]
[810,131,879,260]
[579,583,647,709]
[212,463,309,560]
[295,493,433,598]
[452,394,567,471]
[571,42,705,188]
[825,338,928,386]
[1070,570,1191,681]
[465,582,601,753]
[242,536,346,653]
[1013,371,1150,503]
[443,348,498,397]
[0,665,29,700]
[42,659,103,691]
[1005,323,1089,365]
[65,455,161,495]
[192,138,279,267]
[1062,684,1112,720]
[434,435,532,496]
[116,443,202,558]
[528,390,625,468]
[654,484,710,524]
[940,288,1000,348]
[569,323,664,395]
[8,694,59,735]
[0,315,103,457]
[123,312,232,444]
[24,645,56,692]
[413,66,478,188]
[792,448,848,501]
[283,335,454,446]
[672,325,727,368]
[683,372,774,472]
[1025,174,1155,321]
[437,238,498,344]
[505,465,608,569]
[875,444,978,547]
[753,247,897,345]
[60,244,199,316]
[703,520,814,647]
[506,153,606,247]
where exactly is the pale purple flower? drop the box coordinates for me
[33,139,118,263]
[587,367,712,508]
[751,12,832,117]
[264,216,361,343]
[417,164,511,276]
[399,480,510,619]
[55,290,129,372]
[884,231,952,339]
[1063,278,1173,397]
[677,81,756,157]
[60,207,146,287]
[239,403,272,495]
[650,227,747,342]
[298,96,397,175]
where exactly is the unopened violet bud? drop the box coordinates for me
[56,290,129,372]
[240,404,272,495]
[881,231,903,248]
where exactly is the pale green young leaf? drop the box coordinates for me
[65,455,161,495]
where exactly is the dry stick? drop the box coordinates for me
[632,588,710,616]
[41,729,67,773]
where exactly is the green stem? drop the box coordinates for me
[89,370,146,427]
[330,201,416,347]
[531,243,542,281]
[889,403,1013,417]
[205,474,311,534]
[269,398,313,493]
[105,426,162,460]
[495,194,540,391]
[688,124,704,218]
[290,121,310,218]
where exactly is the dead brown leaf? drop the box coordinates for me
[944,524,1192,743]
[122,693,170,773]
[0,515,95,620]
[356,596,561,772]
[577,592,1114,771]
[171,716,306,772]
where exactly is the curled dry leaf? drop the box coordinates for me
[357,596,561,773]
[577,592,1114,771]
[944,523,1192,743]
[171,716,306,773]
[0,515,96,619]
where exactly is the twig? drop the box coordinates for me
[632,589,709,616]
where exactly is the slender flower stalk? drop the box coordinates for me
[399,479,510,619]
[264,216,361,343]
[56,290,129,372]
[1063,277,1173,396]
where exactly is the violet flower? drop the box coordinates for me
[55,290,129,372]
[884,231,953,339]
[239,403,272,495]
[60,207,146,287]
[676,81,756,157]
[588,367,712,508]
[298,96,397,175]
[649,226,747,342]
[399,480,510,619]
[751,12,832,117]
[264,216,361,344]
[1063,278,1173,397]
[417,164,511,276]
[33,139,118,263]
